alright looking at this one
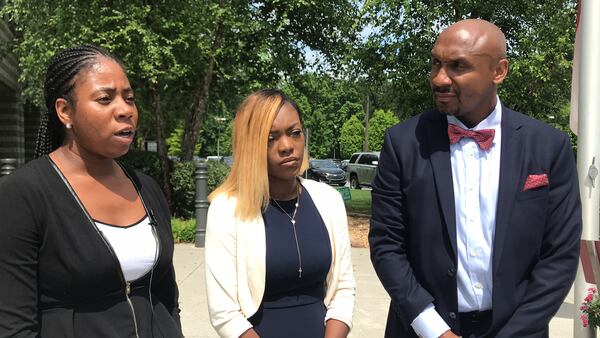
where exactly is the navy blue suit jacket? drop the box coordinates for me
[369,106,581,337]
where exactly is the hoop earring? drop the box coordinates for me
[66,123,72,129]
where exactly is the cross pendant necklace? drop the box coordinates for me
[271,182,303,278]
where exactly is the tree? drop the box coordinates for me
[367,109,399,152]
[339,115,364,159]
[2,0,360,204]
[283,73,363,158]
[354,0,577,129]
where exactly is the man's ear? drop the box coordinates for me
[493,58,509,85]
[55,98,72,127]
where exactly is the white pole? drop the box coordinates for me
[574,0,600,337]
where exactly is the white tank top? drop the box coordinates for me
[95,216,158,282]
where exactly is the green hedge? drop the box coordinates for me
[171,218,196,243]
[119,150,166,188]
[170,160,230,218]
[120,151,230,218]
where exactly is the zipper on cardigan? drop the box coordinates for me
[48,158,142,338]
[125,282,140,338]
[84,218,142,338]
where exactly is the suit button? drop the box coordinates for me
[449,312,457,319]
[447,268,456,277]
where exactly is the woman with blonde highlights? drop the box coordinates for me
[205,89,355,338]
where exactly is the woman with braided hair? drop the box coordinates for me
[0,45,183,337]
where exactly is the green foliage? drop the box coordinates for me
[166,125,184,157]
[580,287,600,329]
[166,121,201,157]
[170,160,230,218]
[171,218,196,243]
[207,160,230,194]
[354,0,577,129]
[170,161,196,218]
[283,73,363,158]
[199,117,233,157]
[118,150,165,188]
[1,0,578,166]
[339,115,364,159]
[368,109,399,152]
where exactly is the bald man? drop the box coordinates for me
[369,19,581,338]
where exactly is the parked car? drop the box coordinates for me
[346,152,380,189]
[339,159,349,172]
[222,156,233,167]
[307,159,347,186]
[206,155,223,162]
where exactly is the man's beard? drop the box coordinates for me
[432,86,459,116]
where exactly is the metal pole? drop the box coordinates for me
[305,127,310,179]
[333,124,337,160]
[0,158,17,177]
[194,160,209,247]
[574,1,600,337]
[215,116,226,157]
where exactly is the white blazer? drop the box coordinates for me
[205,179,356,338]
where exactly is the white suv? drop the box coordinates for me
[346,152,380,189]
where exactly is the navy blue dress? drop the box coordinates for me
[249,186,332,338]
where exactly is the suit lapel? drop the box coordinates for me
[493,107,524,274]
[426,111,457,259]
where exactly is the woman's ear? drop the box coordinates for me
[55,98,72,128]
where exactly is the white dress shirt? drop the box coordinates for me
[411,97,502,338]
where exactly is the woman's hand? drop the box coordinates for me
[324,318,350,338]
[239,328,260,338]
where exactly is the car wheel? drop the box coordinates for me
[350,175,360,189]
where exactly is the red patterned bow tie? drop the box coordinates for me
[447,124,495,151]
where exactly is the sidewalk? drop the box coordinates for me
[174,244,575,337]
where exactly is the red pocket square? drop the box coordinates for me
[523,174,549,191]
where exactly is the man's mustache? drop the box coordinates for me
[432,86,456,94]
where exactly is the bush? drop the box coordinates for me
[119,150,166,188]
[171,218,196,243]
[207,160,230,193]
[170,161,196,218]
[170,160,230,218]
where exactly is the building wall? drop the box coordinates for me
[0,18,34,166]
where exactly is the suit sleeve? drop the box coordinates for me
[495,133,582,337]
[0,178,40,337]
[369,130,436,330]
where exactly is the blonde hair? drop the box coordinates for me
[209,89,309,221]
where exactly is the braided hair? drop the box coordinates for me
[34,45,123,158]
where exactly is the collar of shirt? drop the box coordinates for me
[447,96,503,150]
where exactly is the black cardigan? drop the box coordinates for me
[0,156,183,337]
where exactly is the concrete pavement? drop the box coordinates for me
[174,244,576,337]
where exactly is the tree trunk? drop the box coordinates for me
[151,87,173,209]
[180,4,225,161]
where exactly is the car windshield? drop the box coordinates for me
[311,160,338,169]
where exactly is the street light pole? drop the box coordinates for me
[214,117,226,157]
[333,124,338,160]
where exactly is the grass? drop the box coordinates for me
[344,189,372,215]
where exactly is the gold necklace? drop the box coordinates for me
[271,183,303,278]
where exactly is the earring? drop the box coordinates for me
[66,123,72,129]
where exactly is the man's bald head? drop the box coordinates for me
[429,19,509,127]
[436,19,507,62]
